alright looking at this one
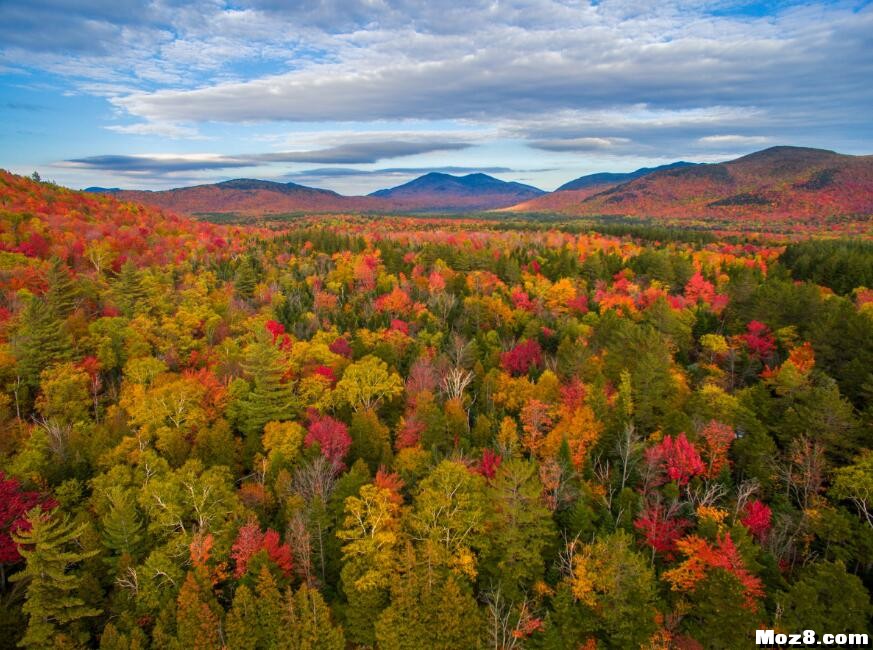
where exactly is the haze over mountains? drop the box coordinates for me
[87,147,873,220]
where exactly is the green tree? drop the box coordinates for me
[278,583,345,650]
[237,340,297,461]
[225,566,283,650]
[349,409,392,472]
[11,507,101,648]
[479,458,556,601]
[375,547,482,650]
[776,561,872,636]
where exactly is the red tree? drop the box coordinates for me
[501,340,543,376]
[645,433,705,487]
[305,413,352,468]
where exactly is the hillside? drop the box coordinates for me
[98,178,384,216]
[514,147,873,221]
[556,161,697,191]
[370,172,545,211]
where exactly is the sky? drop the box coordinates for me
[1,0,871,194]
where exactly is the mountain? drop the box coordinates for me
[556,161,697,191]
[92,173,545,215]
[370,172,545,211]
[97,178,383,216]
[502,161,697,213]
[506,146,873,221]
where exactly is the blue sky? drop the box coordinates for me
[1,0,871,194]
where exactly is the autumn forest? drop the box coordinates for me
[1,168,872,650]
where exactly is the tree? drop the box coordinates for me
[337,483,401,646]
[349,408,392,472]
[407,460,487,579]
[479,458,556,601]
[11,507,101,648]
[335,355,403,412]
[100,486,145,568]
[279,583,345,650]
[174,570,223,650]
[776,561,871,636]
[0,473,52,588]
[375,547,482,650]
[645,432,705,487]
[112,261,147,318]
[561,531,659,648]
[44,257,78,318]
[225,566,284,650]
[13,295,72,392]
[305,413,352,469]
[831,450,873,528]
[237,340,297,460]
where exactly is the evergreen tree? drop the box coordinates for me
[13,296,73,393]
[279,583,345,650]
[238,341,297,461]
[234,259,258,300]
[100,486,145,568]
[44,257,79,318]
[11,507,101,649]
[375,548,482,650]
[112,261,147,318]
[173,571,223,650]
[479,458,556,601]
[225,567,283,650]
[349,409,392,472]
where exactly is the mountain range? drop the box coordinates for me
[87,146,873,220]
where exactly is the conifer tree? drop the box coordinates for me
[100,486,145,568]
[44,257,79,318]
[13,296,73,393]
[375,547,482,650]
[238,340,297,461]
[11,507,101,648]
[112,261,147,318]
[225,567,283,650]
[479,458,556,601]
[279,583,345,650]
[174,571,223,650]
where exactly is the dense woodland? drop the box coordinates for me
[0,170,872,649]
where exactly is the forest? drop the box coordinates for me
[0,169,872,649]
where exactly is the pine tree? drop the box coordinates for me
[238,341,297,461]
[278,583,345,650]
[479,458,556,601]
[112,261,147,318]
[11,507,101,648]
[234,259,258,300]
[375,547,482,650]
[13,296,73,392]
[100,486,145,567]
[44,257,79,318]
[225,567,283,650]
[174,571,223,650]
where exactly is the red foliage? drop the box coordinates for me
[305,413,352,468]
[645,433,706,487]
[231,520,293,578]
[634,500,691,560]
[741,500,772,543]
[395,416,425,450]
[698,420,734,479]
[740,321,776,359]
[374,469,405,504]
[478,448,502,480]
[0,473,55,565]
[265,319,285,342]
[329,337,353,358]
[668,533,764,609]
[500,339,543,376]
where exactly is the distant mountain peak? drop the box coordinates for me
[556,161,698,192]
